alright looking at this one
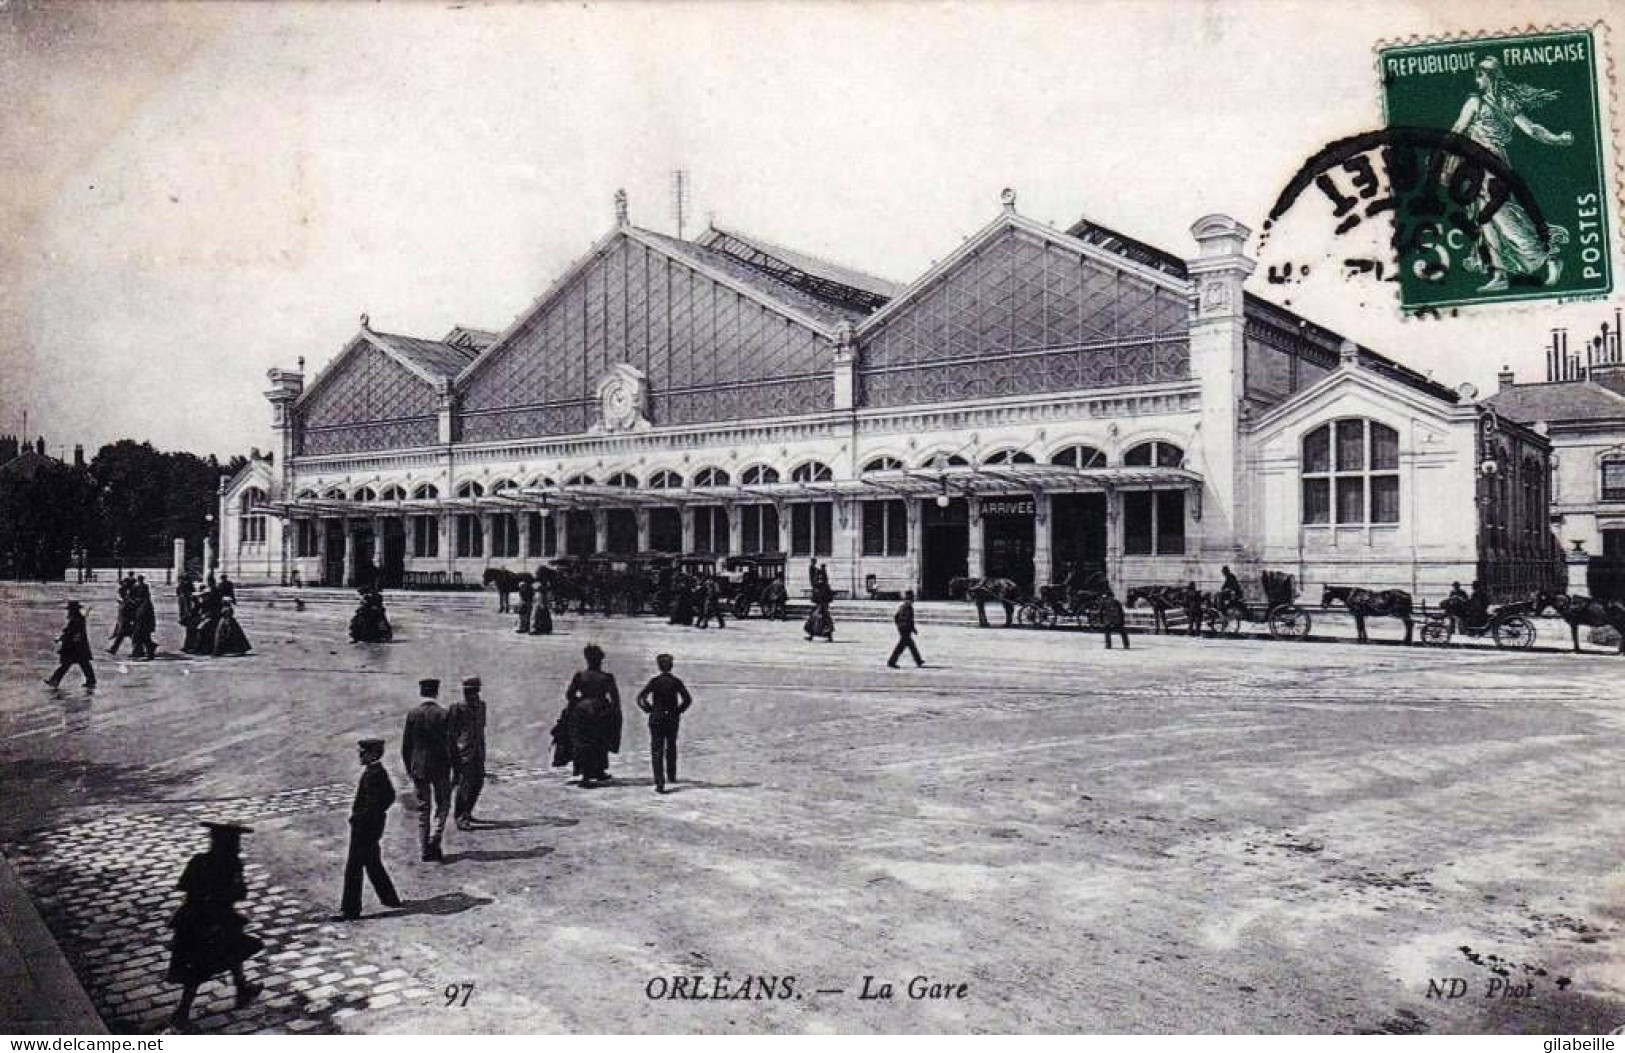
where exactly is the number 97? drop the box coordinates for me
[444,982,475,1007]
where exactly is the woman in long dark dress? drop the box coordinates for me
[564,644,622,786]
[209,599,252,656]
[530,584,553,635]
[166,822,263,1029]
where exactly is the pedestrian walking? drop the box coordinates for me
[131,577,158,660]
[887,590,924,668]
[805,558,835,641]
[165,822,263,1030]
[636,653,692,794]
[695,576,727,629]
[340,738,402,920]
[1099,590,1130,650]
[515,576,535,634]
[530,583,553,635]
[447,676,488,829]
[402,678,452,862]
[564,644,622,787]
[44,600,97,688]
[107,575,135,654]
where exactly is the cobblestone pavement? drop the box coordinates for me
[2,583,1623,1034]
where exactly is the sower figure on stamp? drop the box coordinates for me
[44,600,96,688]
[447,676,488,829]
[887,590,924,668]
[341,737,402,920]
[165,822,263,1031]
[402,678,453,862]
[636,653,692,794]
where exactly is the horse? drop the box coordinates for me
[1127,585,1184,634]
[1321,585,1414,645]
[1532,591,1625,655]
[947,576,1021,628]
[482,567,519,612]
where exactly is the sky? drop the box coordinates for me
[2,0,1622,461]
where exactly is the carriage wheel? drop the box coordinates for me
[1016,603,1044,628]
[1492,615,1536,650]
[1267,604,1311,639]
[732,595,752,619]
[1420,618,1452,647]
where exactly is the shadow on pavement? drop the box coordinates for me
[441,845,554,864]
[349,891,493,921]
[464,816,578,830]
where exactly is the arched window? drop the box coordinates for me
[693,467,730,487]
[380,485,407,501]
[412,483,439,500]
[528,476,556,489]
[648,470,683,489]
[563,473,596,486]
[352,486,377,502]
[917,451,968,468]
[982,449,1036,465]
[455,481,484,499]
[1300,419,1399,525]
[239,488,267,545]
[791,461,833,483]
[862,456,903,473]
[606,472,639,488]
[295,489,317,500]
[489,478,517,494]
[1123,441,1185,468]
[741,465,780,485]
[1602,454,1625,503]
[323,488,346,501]
[1049,445,1107,469]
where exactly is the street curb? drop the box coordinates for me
[0,853,108,1034]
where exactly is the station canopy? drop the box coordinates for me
[264,463,1200,517]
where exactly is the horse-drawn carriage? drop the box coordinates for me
[724,554,789,619]
[648,553,721,618]
[1016,572,1114,630]
[1202,570,1314,639]
[1420,595,1537,649]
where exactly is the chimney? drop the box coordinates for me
[1497,365,1515,390]
[73,444,84,469]
[35,436,45,456]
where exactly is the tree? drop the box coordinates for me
[0,459,100,580]
[88,441,229,561]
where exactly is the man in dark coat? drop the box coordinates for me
[447,676,488,829]
[45,601,97,687]
[402,678,453,861]
[107,575,135,654]
[887,590,924,668]
[341,738,401,920]
[695,576,727,629]
[165,822,263,1029]
[636,653,692,794]
[1099,590,1130,649]
[176,575,195,624]
[515,576,535,634]
[131,576,158,660]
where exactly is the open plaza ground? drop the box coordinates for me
[1,582,1622,1034]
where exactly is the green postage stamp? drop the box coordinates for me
[1379,28,1613,311]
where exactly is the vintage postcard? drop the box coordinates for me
[1,0,1623,1041]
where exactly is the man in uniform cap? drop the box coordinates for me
[402,678,453,861]
[341,738,401,919]
[446,676,488,830]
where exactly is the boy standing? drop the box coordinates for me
[635,654,693,794]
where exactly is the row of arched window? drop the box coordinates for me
[291,444,1187,505]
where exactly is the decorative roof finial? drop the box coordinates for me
[1000,187,1017,213]
[1339,338,1359,367]
[359,312,371,331]
[614,188,629,227]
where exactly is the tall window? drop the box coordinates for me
[526,513,556,557]
[693,506,729,554]
[456,514,483,557]
[1050,445,1107,469]
[606,510,638,554]
[411,516,439,558]
[1123,441,1185,468]
[791,502,833,556]
[1602,455,1625,502]
[862,500,908,556]
[791,461,833,483]
[490,513,520,557]
[565,511,596,555]
[239,488,267,544]
[649,508,681,552]
[295,519,319,557]
[740,504,780,553]
[1123,491,1185,555]
[1301,419,1399,525]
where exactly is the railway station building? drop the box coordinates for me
[221,190,1560,602]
